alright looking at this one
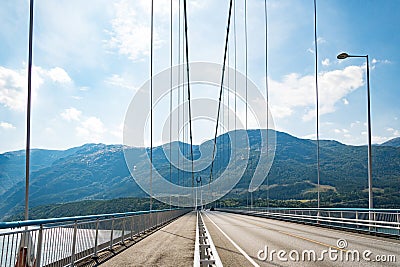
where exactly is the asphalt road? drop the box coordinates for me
[202,211,400,267]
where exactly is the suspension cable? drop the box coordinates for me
[25,0,34,221]
[264,0,270,209]
[313,0,321,210]
[244,0,249,208]
[149,0,154,211]
[169,0,173,207]
[177,0,181,188]
[234,0,237,162]
[209,0,234,183]
[183,0,195,190]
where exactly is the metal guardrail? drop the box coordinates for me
[0,208,190,267]
[217,207,400,238]
[194,211,222,267]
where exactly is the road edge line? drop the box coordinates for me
[194,211,200,267]
[199,212,223,267]
[203,212,260,267]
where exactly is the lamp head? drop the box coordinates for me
[337,52,349,60]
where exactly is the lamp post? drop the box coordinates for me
[196,176,202,210]
[337,52,373,215]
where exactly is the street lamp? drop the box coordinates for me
[196,176,202,210]
[337,52,373,214]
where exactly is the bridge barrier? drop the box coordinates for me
[217,207,400,238]
[194,211,222,267]
[0,208,190,267]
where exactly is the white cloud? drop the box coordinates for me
[105,0,160,60]
[322,58,330,66]
[372,58,391,65]
[110,122,123,140]
[61,107,82,121]
[268,65,364,121]
[333,128,349,134]
[372,135,390,144]
[0,122,15,130]
[386,127,400,136]
[0,66,27,111]
[316,37,326,44]
[0,65,72,111]
[351,121,361,128]
[60,107,106,142]
[302,133,316,139]
[46,67,72,83]
[342,98,349,105]
[76,116,106,142]
[105,74,136,91]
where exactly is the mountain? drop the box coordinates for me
[1,130,399,220]
[0,147,81,197]
[381,137,400,148]
[6,197,170,221]
[0,144,146,219]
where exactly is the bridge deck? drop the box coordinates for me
[100,211,196,267]
[202,211,399,267]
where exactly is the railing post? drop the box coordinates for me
[130,216,134,240]
[355,211,359,229]
[397,211,400,236]
[139,215,143,234]
[70,221,78,267]
[35,225,43,267]
[109,218,115,250]
[121,218,126,244]
[92,219,99,259]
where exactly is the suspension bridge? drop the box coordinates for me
[0,0,399,266]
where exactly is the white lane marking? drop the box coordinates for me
[203,212,260,267]
[193,212,200,267]
[199,212,223,267]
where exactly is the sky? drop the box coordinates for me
[0,0,399,153]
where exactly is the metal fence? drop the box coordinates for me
[194,211,222,267]
[217,207,400,238]
[0,208,190,267]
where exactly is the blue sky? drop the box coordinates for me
[0,0,399,153]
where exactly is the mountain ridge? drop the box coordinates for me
[1,130,399,220]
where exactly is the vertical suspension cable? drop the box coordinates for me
[209,0,233,184]
[264,0,270,209]
[313,0,321,210]
[177,0,181,188]
[169,0,173,207]
[183,0,195,192]
[182,21,186,188]
[182,12,186,187]
[226,44,231,199]
[244,0,249,208]
[25,0,34,221]
[149,0,154,211]
[233,0,237,201]
[234,0,237,163]
[228,52,230,134]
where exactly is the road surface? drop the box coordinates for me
[202,211,399,267]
